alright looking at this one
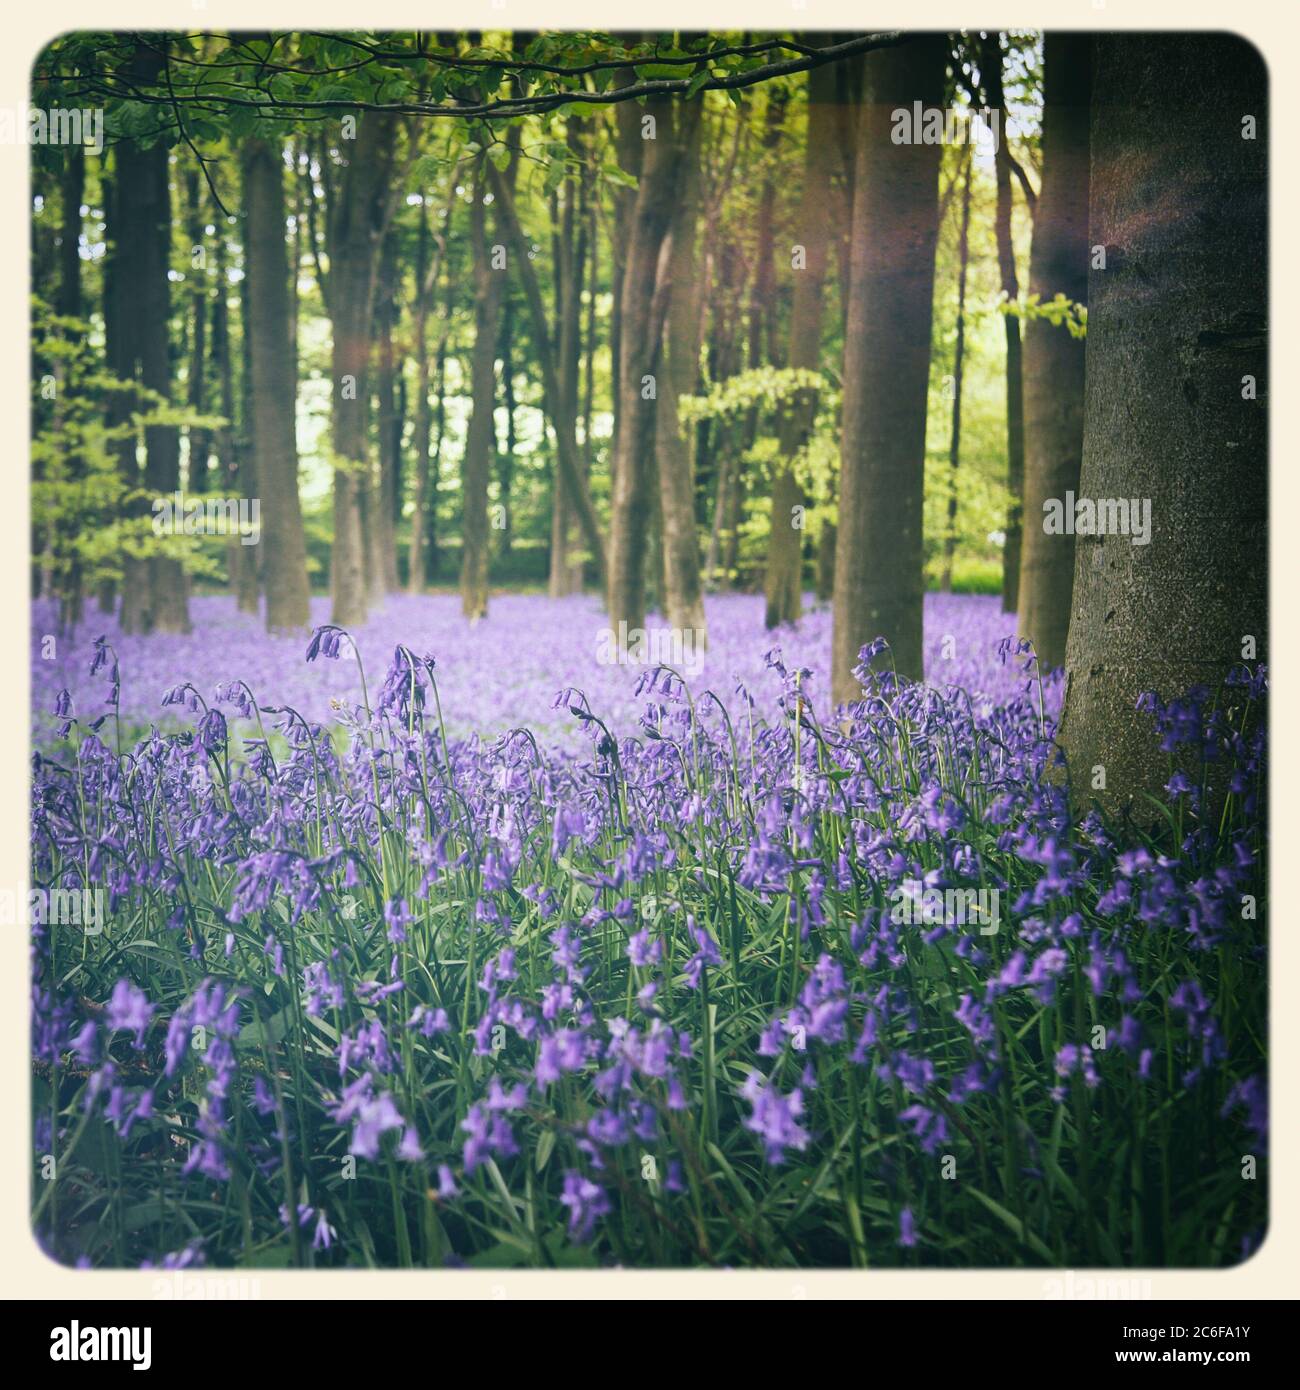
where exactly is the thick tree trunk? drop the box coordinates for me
[1059,34,1266,817]
[982,33,1027,616]
[460,158,509,621]
[655,100,707,642]
[113,135,190,633]
[831,35,944,704]
[1016,34,1091,669]
[242,138,311,633]
[326,113,398,628]
[606,96,680,634]
[941,150,974,595]
[765,60,838,629]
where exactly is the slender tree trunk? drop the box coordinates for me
[460,156,510,621]
[235,207,260,616]
[655,100,707,642]
[184,168,211,494]
[410,197,433,594]
[549,129,588,597]
[1017,34,1091,669]
[831,35,945,703]
[982,32,1027,615]
[606,93,680,633]
[941,149,974,594]
[242,137,311,632]
[1059,35,1265,817]
[57,145,83,318]
[498,298,517,558]
[765,59,838,629]
[372,229,401,597]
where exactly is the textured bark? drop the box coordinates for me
[765,59,838,629]
[460,158,509,621]
[242,138,311,632]
[550,127,589,597]
[941,150,974,594]
[1059,34,1266,818]
[982,33,1027,616]
[831,35,944,704]
[184,168,211,493]
[409,195,441,595]
[606,96,680,633]
[1017,34,1091,669]
[57,145,84,319]
[655,100,707,642]
[372,229,401,597]
[235,212,261,615]
[112,132,190,634]
[325,113,399,627]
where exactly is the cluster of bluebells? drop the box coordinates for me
[29,607,1266,1268]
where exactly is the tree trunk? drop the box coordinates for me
[549,128,588,597]
[242,137,311,633]
[607,97,683,632]
[326,113,399,628]
[655,100,707,642]
[498,298,518,559]
[765,59,838,629]
[1016,34,1091,669]
[460,156,510,621]
[982,33,1027,616]
[1059,34,1266,817]
[57,145,83,319]
[113,133,190,634]
[831,35,944,704]
[184,168,211,494]
[235,205,261,616]
[941,149,974,594]
[372,229,401,597]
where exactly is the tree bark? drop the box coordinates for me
[1059,34,1266,817]
[1016,34,1091,669]
[655,99,708,641]
[372,228,402,597]
[831,35,944,703]
[941,149,974,594]
[765,59,838,629]
[606,95,680,634]
[242,137,311,632]
[549,126,589,597]
[325,113,399,627]
[982,33,1027,616]
[460,155,510,621]
[113,132,190,633]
